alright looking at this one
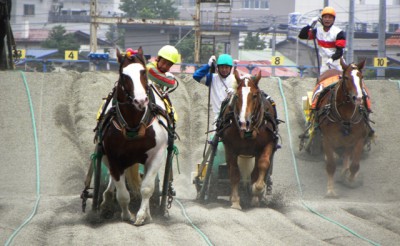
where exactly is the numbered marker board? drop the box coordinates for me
[373,57,387,67]
[271,56,284,66]
[17,49,26,59]
[65,50,78,60]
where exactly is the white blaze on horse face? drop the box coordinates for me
[239,79,251,131]
[351,69,363,100]
[123,63,148,107]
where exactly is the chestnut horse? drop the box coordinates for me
[220,69,278,209]
[316,59,372,197]
[97,47,171,225]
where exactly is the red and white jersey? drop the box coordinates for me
[315,25,346,59]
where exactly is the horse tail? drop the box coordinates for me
[125,164,142,199]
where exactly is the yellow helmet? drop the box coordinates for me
[158,45,181,64]
[321,6,336,17]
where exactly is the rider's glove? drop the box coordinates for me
[326,58,334,66]
[165,72,175,80]
[208,55,216,67]
[308,16,319,28]
[225,87,235,95]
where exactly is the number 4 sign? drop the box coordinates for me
[65,50,78,60]
[373,57,387,67]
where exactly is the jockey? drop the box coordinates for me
[96,45,180,127]
[298,6,346,75]
[193,54,279,129]
[193,54,279,193]
[193,54,237,124]
[298,7,374,137]
[146,45,180,93]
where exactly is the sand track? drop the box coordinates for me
[1,71,399,245]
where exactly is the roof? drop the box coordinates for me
[13,29,50,42]
[386,29,400,47]
[26,49,58,58]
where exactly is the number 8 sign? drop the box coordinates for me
[271,56,284,66]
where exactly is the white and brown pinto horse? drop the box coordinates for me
[98,47,169,225]
[316,59,371,197]
[220,69,278,210]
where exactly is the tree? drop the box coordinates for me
[42,25,80,54]
[106,25,125,49]
[244,32,266,50]
[119,0,179,19]
[173,33,219,65]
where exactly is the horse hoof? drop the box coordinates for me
[325,191,339,199]
[133,217,146,226]
[100,209,114,219]
[231,203,242,210]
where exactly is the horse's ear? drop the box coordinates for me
[138,46,143,55]
[116,48,123,63]
[358,59,366,71]
[255,70,262,84]
[234,68,241,82]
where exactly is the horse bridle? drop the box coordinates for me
[113,55,152,132]
[116,55,149,105]
[232,78,265,133]
[324,64,365,129]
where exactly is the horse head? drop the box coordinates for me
[116,47,149,111]
[234,69,262,135]
[340,58,366,106]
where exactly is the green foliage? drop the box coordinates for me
[106,25,125,49]
[119,0,179,19]
[41,25,80,54]
[244,32,266,50]
[173,33,218,65]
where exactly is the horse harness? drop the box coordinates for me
[94,56,176,142]
[217,92,278,140]
[316,66,371,136]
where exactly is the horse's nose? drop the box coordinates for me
[239,120,250,131]
[133,96,149,110]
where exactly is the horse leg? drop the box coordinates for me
[100,175,116,219]
[340,149,352,182]
[125,164,142,200]
[134,150,165,225]
[227,151,241,210]
[134,172,154,225]
[342,141,363,188]
[251,145,273,206]
[114,173,133,221]
[323,141,338,198]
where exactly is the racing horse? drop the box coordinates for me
[220,69,278,210]
[316,58,371,197]
[97,47,171,225]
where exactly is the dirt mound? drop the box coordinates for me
[1,71,399,245]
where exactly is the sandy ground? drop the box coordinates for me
[1,70,400,246]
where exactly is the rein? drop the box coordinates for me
[318,65,367,134]
[226,87,270,138]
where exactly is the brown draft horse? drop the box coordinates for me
[97,47,170,225]
[316,58,371,197]
[220,69,278,209]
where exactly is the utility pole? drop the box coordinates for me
[324,0,329,7]
[89,0,98,71]
[194,0,201,63]
[346,0,355,63]
[271,16,276,77]
[377,0,386,78]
